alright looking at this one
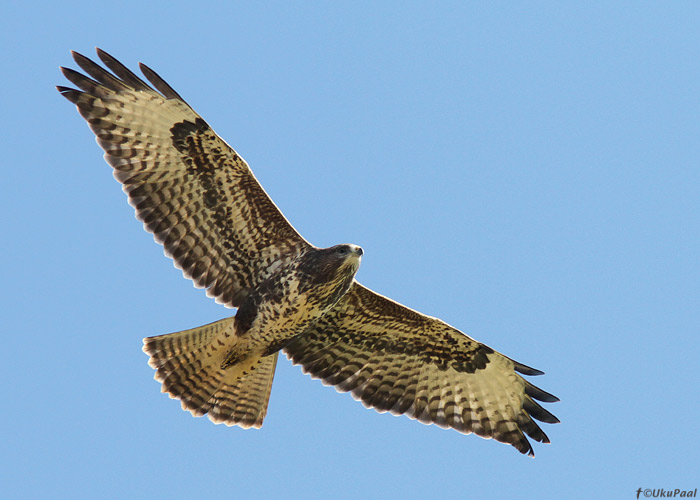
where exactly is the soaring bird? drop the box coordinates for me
[58,48,559,456]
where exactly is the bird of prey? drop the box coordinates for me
[58,48,559,456]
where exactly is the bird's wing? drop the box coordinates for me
[284,282,559,456]
[58,49,310,308]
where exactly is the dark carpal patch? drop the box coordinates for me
[171,118,210,152]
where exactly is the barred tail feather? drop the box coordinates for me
[143,317,278,428]
[208,352,278,427]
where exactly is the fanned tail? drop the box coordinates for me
[143,317,278,428]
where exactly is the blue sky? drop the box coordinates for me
[2,2,698,499]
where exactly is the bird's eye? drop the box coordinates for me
[336,247,347,254]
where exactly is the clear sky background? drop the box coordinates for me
[2,2,698,499]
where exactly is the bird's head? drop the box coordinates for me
[328,243,363,266]
[323,243,363,275]
[302,244,363,284]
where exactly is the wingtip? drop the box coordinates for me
[95,47,112,64]
[524,380,560,403]
[70,49,89,65]
[56,86,81,104]
[517,439,536,457]
[515,364,545,376]
[507,356,546,376]
[95,47,112,60]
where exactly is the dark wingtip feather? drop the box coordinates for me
[524,380,560,403]
[517,437,535,457]
[96,47,152,92]
[56,86,82,103]
[524,397,560,424]
[510,432,535,457]
[515,363,545,376]
[71,50,127,92]
[523,421,550,444]
[70,50,93,74]
[60,66,101,94]
[70,49,86,62]
[139,62,186,102]
[507,355,545,376]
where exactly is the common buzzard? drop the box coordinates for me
[58,49,559,456]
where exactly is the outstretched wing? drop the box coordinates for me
[58,49,310,308]
[284,282,559,456]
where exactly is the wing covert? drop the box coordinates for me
[58,48,310,308]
